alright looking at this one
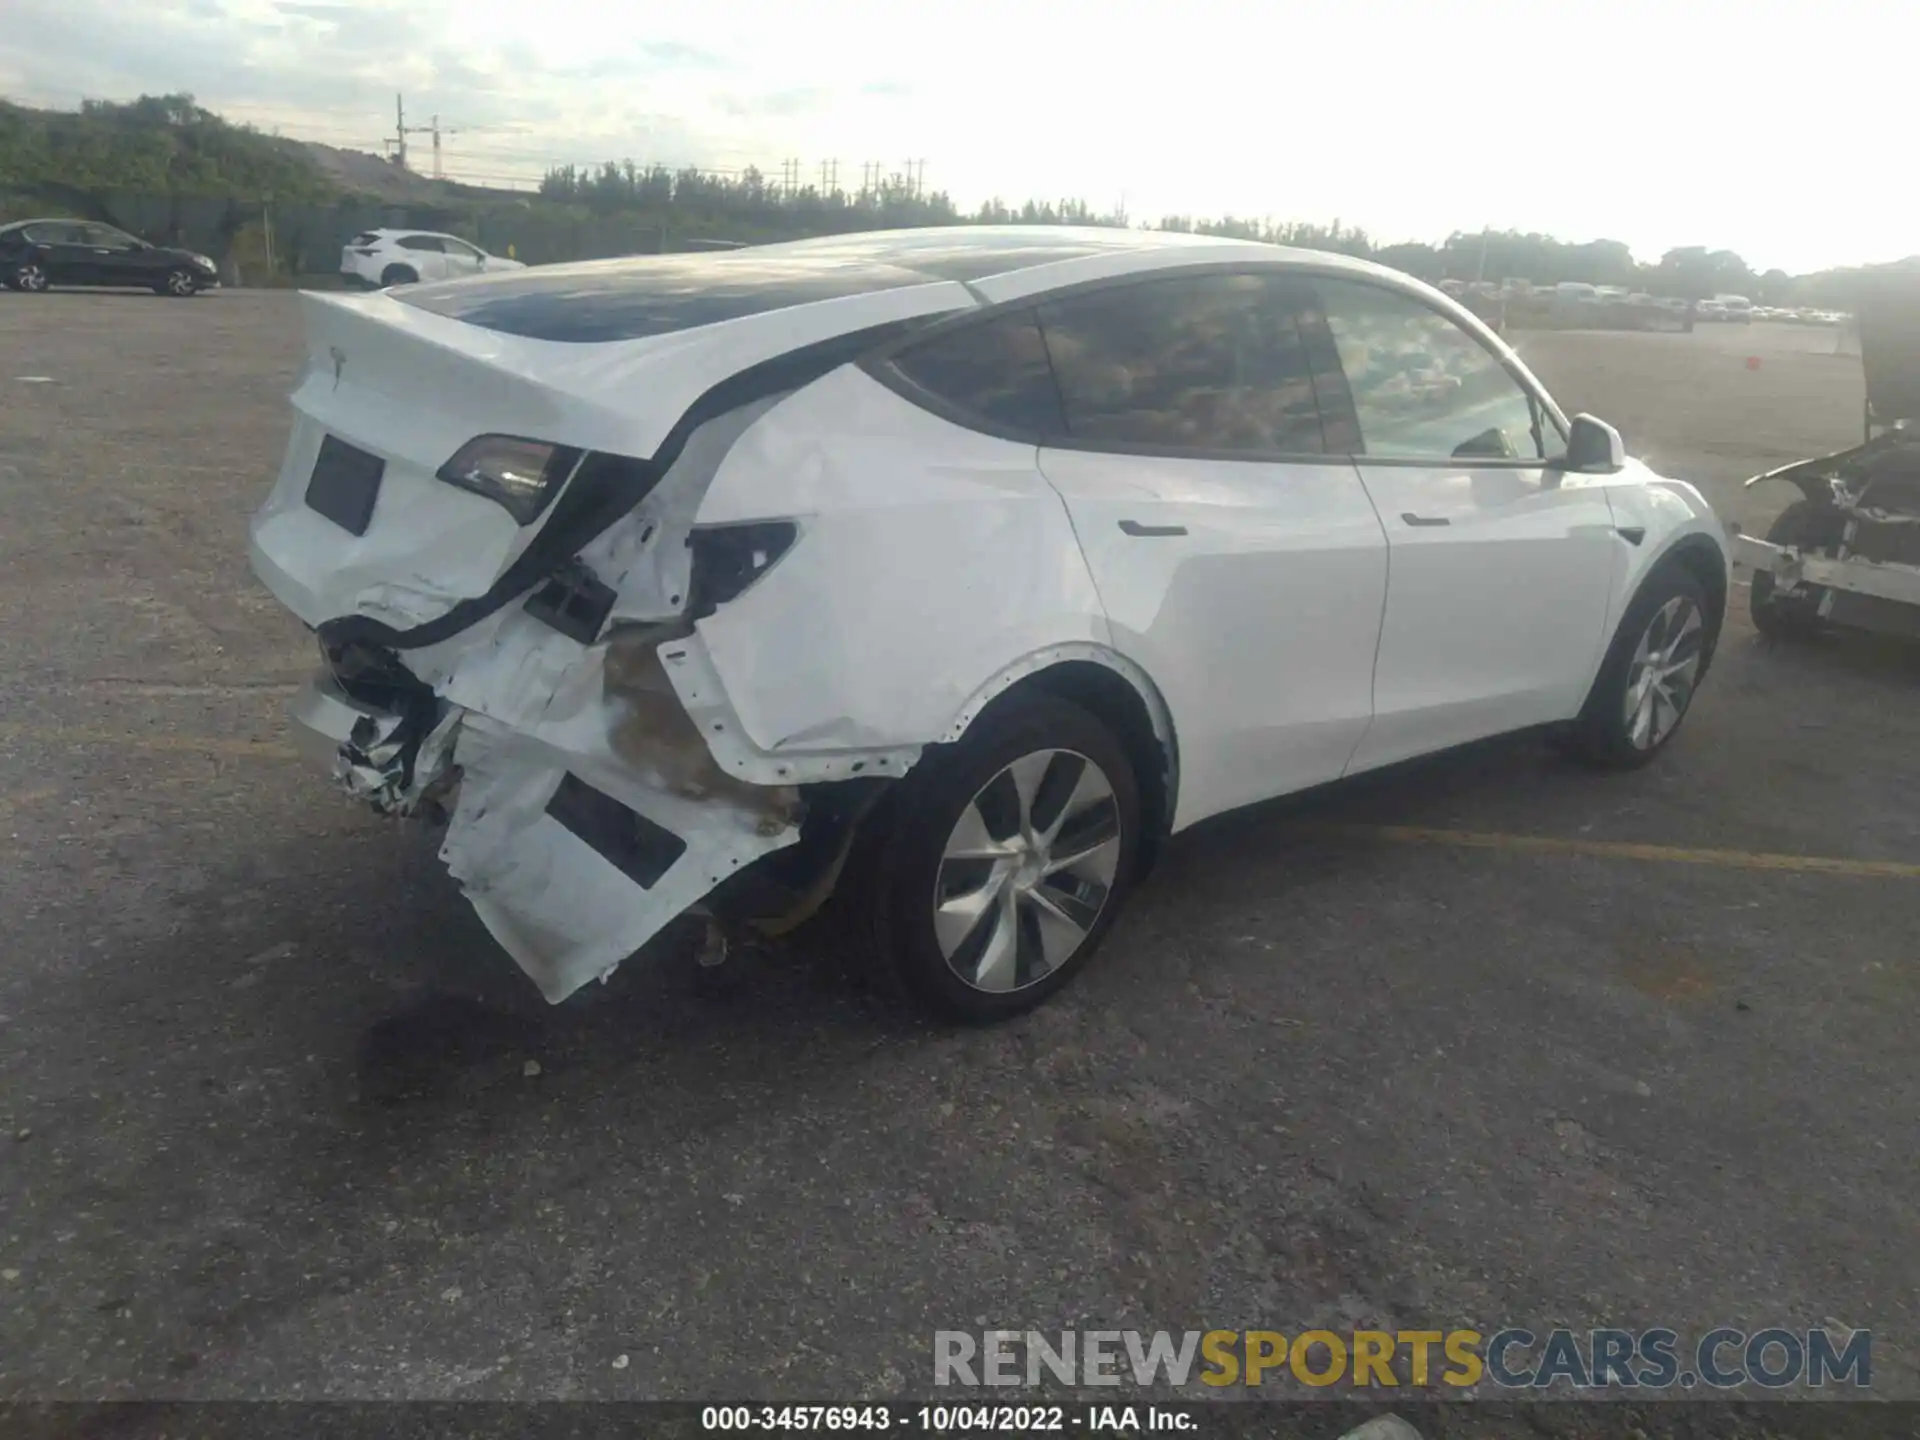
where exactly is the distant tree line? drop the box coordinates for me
[0,94,1909,305]
[0,93,333,204]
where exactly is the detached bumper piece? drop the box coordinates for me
[436,716,799,1002]
[286,602,815,1003]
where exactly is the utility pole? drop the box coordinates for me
[427,115,464,180]
[389,95,460,178]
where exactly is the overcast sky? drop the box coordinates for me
[3,0,1908,274]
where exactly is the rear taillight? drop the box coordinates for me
[436,435,583,525]
[686,522,798,618]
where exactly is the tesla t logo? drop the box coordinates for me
[330,346,347,390]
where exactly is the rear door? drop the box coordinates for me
[395,234,449,282]
[1022,272,1389,826]
[1303,276,1619,773]
[28,222,95,284]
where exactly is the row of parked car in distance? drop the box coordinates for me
[0,220,525,295]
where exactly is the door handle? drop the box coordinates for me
[1401,512,1451,527]
[1118,520,1187,537]
[1616,525,1646,545]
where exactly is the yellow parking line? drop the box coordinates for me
[0,722,1913,878]
[1311,823,1920,879]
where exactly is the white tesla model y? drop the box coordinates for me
[249,227,1730,1019]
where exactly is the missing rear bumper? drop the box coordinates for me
[284,620,903,1003]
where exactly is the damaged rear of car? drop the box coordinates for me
[1737,269,1920,639]
[249,231,1177,1017]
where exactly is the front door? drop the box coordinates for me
[441,238,486,277]
[1302,276,1620,774]
[78,224,154,287]
[1028,270,1390,827]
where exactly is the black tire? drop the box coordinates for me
[9,262,49,293]
[1559,564,1713,770]
[1749,499,1841,641]
[862,693,1141,1023]
[155,268,199,297]
[380,264,419,288]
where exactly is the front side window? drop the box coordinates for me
[399,235,446,253]
[444,238,483,260]
[81,224,141,249]
[1315,278,1561,462]
[1037,272,1324,456]
[886,309,1065,437]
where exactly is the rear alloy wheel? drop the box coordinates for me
[160,269,199,297]
[1559,565,1712,769]
[11,262,49,293]
[380,264,419,288]
[869,694,1140,1021]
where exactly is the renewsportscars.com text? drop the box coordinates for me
[933,1327,1871,1390]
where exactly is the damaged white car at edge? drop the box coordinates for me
[248,226,1731,1020]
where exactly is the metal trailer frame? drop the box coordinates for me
[1733,270,1920,637]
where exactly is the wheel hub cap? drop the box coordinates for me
[933,748,1123,994]
[1623,594,1704,750]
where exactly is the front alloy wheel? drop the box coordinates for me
[1622,594,1704,750]
[1559,564,1714,769]
[12,262,49,293]
[164,269,199,296]
[934,748,1124,994]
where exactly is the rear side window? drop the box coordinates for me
[886,309,1064,437]
[1037,273,1326,456]
[1312,278,1561,462]
[350,232,380,246]
[399,235,445,252]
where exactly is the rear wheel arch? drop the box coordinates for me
[941,647,1178,875]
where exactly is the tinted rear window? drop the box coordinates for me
[395,253,944,343]
[1039,273,1327,455]
[887,309,1065,436]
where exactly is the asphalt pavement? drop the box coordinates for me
[1,295,1914,1418]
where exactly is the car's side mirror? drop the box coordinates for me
[1558,413,1626,475]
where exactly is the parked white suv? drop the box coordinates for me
[252,227,1729,1019]
[340,229,524,288]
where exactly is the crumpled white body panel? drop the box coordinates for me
[255,288,1142,1003]
[439,715,797,1002]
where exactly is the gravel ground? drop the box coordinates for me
[0,294,1914,1421]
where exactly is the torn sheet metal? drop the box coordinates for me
[439,711,800,1003]
[1742,432,1920,609]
